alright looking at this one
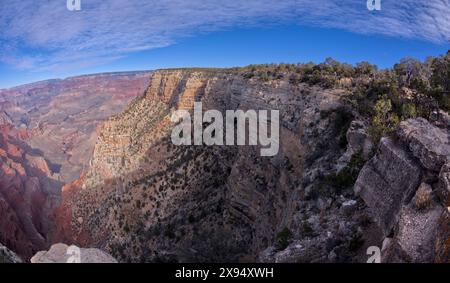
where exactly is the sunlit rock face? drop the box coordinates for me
[0,71,152,183]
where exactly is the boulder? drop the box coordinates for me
[31,243,117,263]
[336,120,373,170]
[381,237,412,263]
[354,138,422,236]
[397,118,450,172]
[393,203,443,262]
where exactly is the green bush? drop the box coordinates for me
[368,95,400,143]
[300,221,314,237]
[400,103,418,120]
[319,152,366,197]
[276,227,293,250]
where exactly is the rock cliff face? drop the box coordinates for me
[55,69,373,262]
[0,72,151,183]
[355,118,450,262]
[0,72,151,260]
[0,119,60,259]
[2,68,447,263]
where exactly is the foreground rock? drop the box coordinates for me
[31,243,117,263]
[354,138,422,236]
[397,118,450,172]
[355,118,450,262]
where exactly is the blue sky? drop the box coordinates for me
[0,0,449,88]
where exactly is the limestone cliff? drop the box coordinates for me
[0,120,60,259]
[55,69,370,262]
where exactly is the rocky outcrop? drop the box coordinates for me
[397,118,450,172]
[336,120,373,170]
[354,138,422,236]
[31,243,117,263]
[354,118,450,262]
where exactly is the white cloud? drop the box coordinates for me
[0,0,448,71]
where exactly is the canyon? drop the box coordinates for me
[0,71,151,259]
[0,63,449,263]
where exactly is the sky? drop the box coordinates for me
[0,0,449,88]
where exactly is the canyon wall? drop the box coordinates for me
[0,72,151,260]
[55,69,378,262]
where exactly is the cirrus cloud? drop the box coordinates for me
[0,0,448,71]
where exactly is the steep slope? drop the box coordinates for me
[0,119,60,259]
[0,72,152,260]
[55,69,376,262]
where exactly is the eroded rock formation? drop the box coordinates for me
[355,118,450,262]
[0,118,60,259]
[0,72,151,260]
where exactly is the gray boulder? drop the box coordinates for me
[337,120,373,170]
[354,137,422,236]
[394,202,443,262]
[397,118,450,172]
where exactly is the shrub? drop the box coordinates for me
[400,103,418,120]
[276,227,293,250]
[164,224,176,239]
[319,152,366,196]
[300,221,314,237]
[368,95,400,143]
